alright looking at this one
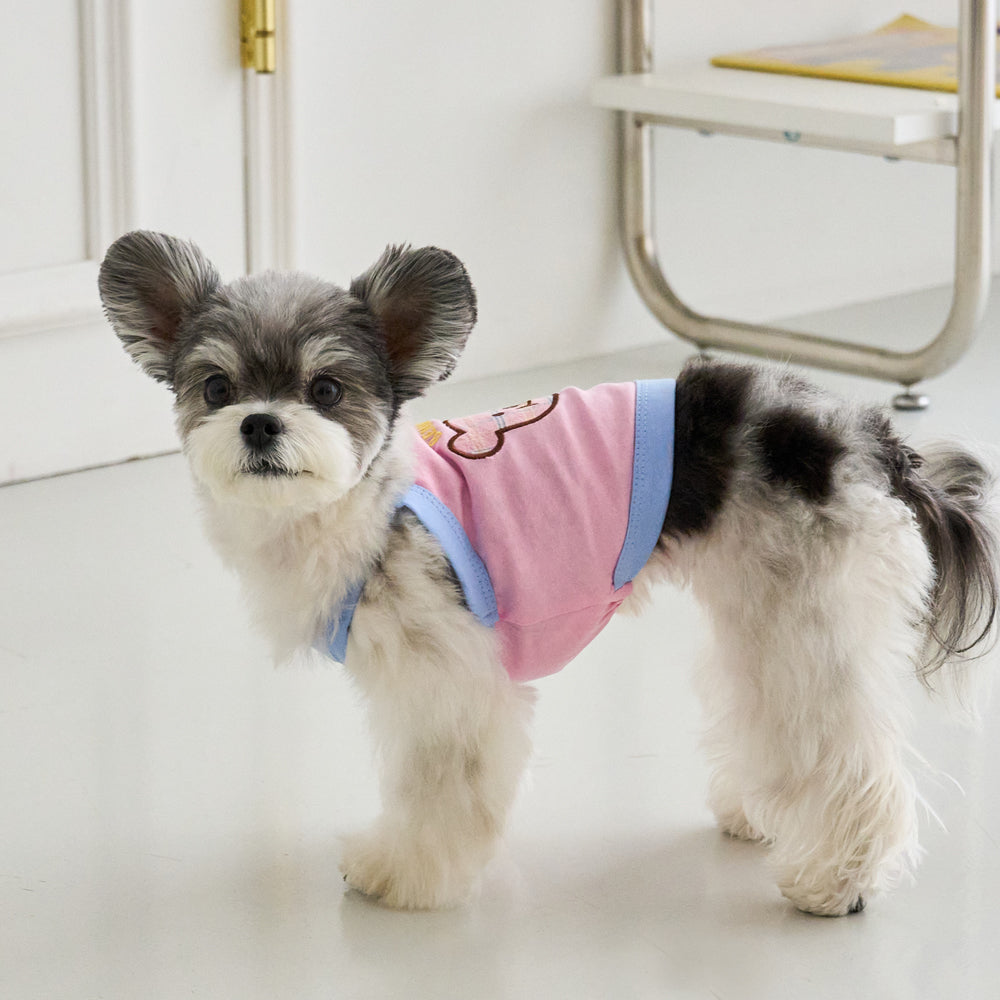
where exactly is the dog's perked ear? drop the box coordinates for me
[98,231,220,386]
[350,245,477,401]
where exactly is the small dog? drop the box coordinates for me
[99,231,998,916]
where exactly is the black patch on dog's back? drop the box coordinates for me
[663,360,753,538]
[755,408,846,503]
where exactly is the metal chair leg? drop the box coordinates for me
[616,0,995,393]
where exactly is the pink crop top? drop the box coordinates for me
[324,380,676,682]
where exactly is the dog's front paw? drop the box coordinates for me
[708,794,765,843]
[340,827,484,910]
[716,808,765,843]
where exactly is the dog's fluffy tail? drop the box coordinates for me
[895,439,1000,692]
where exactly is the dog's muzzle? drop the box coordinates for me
[239,412,300,477]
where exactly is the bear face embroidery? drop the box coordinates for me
[440,394,559,459]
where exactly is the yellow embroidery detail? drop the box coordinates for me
[416,420,442,446]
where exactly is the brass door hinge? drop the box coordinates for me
[240,0,276,73]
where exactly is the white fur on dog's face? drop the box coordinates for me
[159,271,400,513]
[184,400,386,510]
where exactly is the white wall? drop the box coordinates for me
[286,1,649,384]
[286,0,977,383]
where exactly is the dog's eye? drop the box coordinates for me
[204,374,234,407]
[310,376,343,408]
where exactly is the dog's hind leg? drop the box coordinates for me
[690,483,933,915]
[697,640,767,844]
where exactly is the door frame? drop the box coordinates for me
[0,0,131,341]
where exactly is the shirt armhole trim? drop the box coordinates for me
[400,484,500,628]
[613,379,676,591]
[323,577,366,663]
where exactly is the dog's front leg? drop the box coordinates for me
[340,593,534,910]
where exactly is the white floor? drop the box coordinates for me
[3,288,1000,999]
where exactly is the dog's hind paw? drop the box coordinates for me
[339,828,480,910]
[779,877,871,917]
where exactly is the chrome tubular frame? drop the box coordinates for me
[617,0,995,391]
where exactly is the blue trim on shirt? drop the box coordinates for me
[325,576,366,663]
[399,485,499,627]
[322,486,499,664]
[613,379,676,590]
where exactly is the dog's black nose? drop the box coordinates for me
[240,412,283,451]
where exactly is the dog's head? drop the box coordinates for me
[99,232,476,510]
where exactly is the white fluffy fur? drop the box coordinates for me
[199,413,409,663]
[672,482,928,915]
[625,477,933,914]
[186,401,385,511]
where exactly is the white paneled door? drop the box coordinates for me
[0,1,249,483]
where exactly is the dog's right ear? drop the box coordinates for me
[99,231,220,386]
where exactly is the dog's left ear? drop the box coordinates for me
[350,245,477,401]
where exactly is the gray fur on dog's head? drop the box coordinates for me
[99,231,477,506]
[99,232,476,403]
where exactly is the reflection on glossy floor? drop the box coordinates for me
[3,288,1000,999]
